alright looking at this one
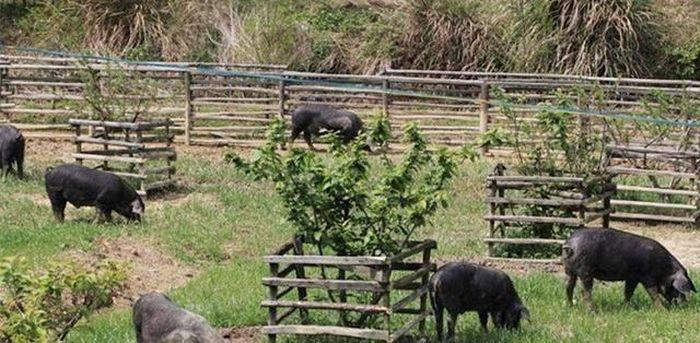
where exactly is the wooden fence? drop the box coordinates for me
[262,237,436,342]
[485,164,615,263]
[3,53,700,151]
[70,118,176,197]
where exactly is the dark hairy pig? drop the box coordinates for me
[44,164,144,223]
[0,124,25,179]
[288,104,366,150]
[562,227,696,309]
[429,262,529,341]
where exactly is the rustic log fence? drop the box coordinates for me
[262,237,436,342]
[484,164,615,263]
[605,144,700,224]
[70,118,176,196]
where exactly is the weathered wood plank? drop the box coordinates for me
[391,265,434,290]
[485,196,583,207]
[484,256,562,264]
[611,199,696,210]
[389,240,437,263]
[261,325,388,341]
[486,175,584,183]
[73,136,145,148]
[389,311,430,343]
[607,166,696,179]
[261,300,389,314]
[611,212,696,223]
[483,238,565,245]
[484,215,583,225]
[72,153,145,164]
[391,285,429,312]
[263,255,388,266]
[616,185,700,197]
[262,277,384,292]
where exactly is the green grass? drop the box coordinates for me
[2,147,700,342]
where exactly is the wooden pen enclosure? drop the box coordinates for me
[262,238,436,342]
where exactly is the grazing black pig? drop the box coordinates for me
[0,124,25,179]
[429,262,529,341]
[133,292,223,343]
[562,227,696,309]
[288,104,366,150]
[44,164,144,223]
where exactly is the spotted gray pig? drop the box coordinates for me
[133,292,223,343]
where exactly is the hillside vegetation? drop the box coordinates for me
[1,0,699,79]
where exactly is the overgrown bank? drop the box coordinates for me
[1,0,699,77]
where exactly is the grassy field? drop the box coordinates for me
[1,140,699,342]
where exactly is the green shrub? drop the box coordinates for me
[0,257,127,342]
[228,118,476,256]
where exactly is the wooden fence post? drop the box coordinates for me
[382,78,389,117]
[479,81,490,155]
[278,79,286,119]
[183,71,193,146]
[0,60,6,113]
[267,262,279,343]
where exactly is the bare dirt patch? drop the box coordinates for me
[62,235,198,308]
[220,326,262,343]
[434,257,564,277]
[615,222,700,269]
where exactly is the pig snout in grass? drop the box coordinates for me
[133,292,223,343]
[429,262,529,342]
[562,227,696,310]
[287,104,367,151]
[0,124,25,180]
[44,164,145,223]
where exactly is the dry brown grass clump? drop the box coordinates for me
[547,0,662,76]
[390,0,501,71]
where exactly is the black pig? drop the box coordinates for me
[288,104,366,150]
[133,292,223,343]
[44,164,144,223]
[0,124,25,179]
[562,227,696,309]
[429,262,529,341]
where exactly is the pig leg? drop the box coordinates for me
[565,273,578,306]
[624,281,638,303]
[643,284,666,308]
[580,276,595,311]
[303,131,316,151]
[478,311,488,332]
[93,206,113,224]
[286,127,303,150]
[434,302,444,342]
[47,192,67,222]
[15,138,24,179]
[446,312,458,342]
[1,154,9,181]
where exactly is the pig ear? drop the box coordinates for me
[131,200,144,214]
[673,273,694,295]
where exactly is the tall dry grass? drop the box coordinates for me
[77,0,212,60]
[390,0,501,71]
[211,2,314,68]
[548,0,662,76]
